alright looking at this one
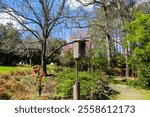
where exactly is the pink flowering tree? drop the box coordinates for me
[60,29,91,68]
[60,44,74,66]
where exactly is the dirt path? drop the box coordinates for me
[110,84,150,100]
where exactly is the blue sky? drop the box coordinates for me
[0,0,149,41]
[0,0,94,42]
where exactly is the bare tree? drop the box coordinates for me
[76,0,117,69]
[0,0,67,75]
[76,0,136,76]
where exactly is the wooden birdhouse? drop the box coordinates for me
[73,39,87,59]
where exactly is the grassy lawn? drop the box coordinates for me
[139,89,150,100]
[0,66,32,74]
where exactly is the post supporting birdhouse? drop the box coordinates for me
[73,39,89,100]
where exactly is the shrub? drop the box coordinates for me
[47,64,58,74]
[139,65,150,88]
[56,67,110,100]
[126,65,150,89]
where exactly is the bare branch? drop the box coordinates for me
[46,41,73,61]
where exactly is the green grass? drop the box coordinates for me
[139,89,150,100]
[110,84,150,100]
[0,66,32,74]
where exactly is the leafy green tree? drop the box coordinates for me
[125,11,150,87]
[0,23,21,65]
[0,23,21,52]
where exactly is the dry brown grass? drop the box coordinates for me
[3,83,11,90]
[11,82,26,92]
[0,74,30,100]
[0,79,31,100]
[0,79,6,85]
[25,70,32,75]
[0,87,5,92]
[0,87,11,100]
[0,74,10,79]
[11,92,31,100]
[41,94,49,100]
[0,68,33,100]
[0,92,11,100]
[0,68,58,100]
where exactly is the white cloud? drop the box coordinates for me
[67,0,150,10]
[0,12,22,29]
[67,0,94,11]
[137,0,150,4]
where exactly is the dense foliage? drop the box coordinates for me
[0,23,21,65]
[125,11,150,88]
[56,67,113,100]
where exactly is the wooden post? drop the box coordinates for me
[73,60,80,100]
[73,82,80,100]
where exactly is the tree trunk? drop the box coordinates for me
[125,47,129,78]
[29,50,32,66]
[29,57,32,66]
[88,40,92,72]
[41,39,47,76]
[106,34,111,69]
[131,66,134,77]
[103,6,111,70]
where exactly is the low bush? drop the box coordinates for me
[56,67,110,100]
[47,64,58,74]
[123,65,150,89]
